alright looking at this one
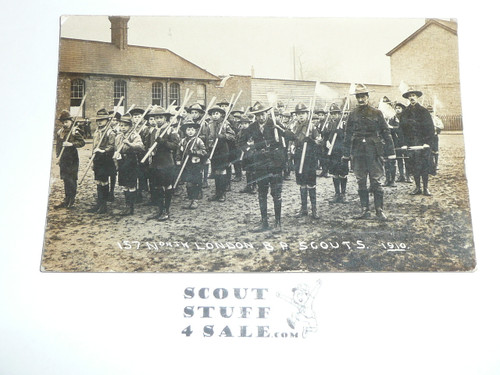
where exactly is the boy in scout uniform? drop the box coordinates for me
[176,119,207,209]
[239,102,287,231]
[325,103,349,203]
[114,113,145,215]
[147,106,180,221]
[54,110,86,208]
[207,105,236,202]
[285,103,322,219]
[88,109,116,214]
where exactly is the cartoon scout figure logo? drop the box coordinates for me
[277,279,321,338]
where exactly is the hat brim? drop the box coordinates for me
[402,90,423,99]
[351,90,374,95]
[180,123,201,132]
[208,108,226,116]
[249,105,272,115]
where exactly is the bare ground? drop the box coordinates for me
[41,133,475,272]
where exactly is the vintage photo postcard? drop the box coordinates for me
[40,16,475,272]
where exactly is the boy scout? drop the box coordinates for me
[54,110,85,208]
[88,109,116,214]
[114,113,145,215]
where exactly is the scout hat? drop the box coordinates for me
[315,108,327,115]
[402,86,423,99]
[216,99,230,107]
[129,108,145,116]
[95,108,112,120]
[59,110,72,122]
[394,102,407,110]
[188,103,205,115]
[293,102,309,114]
[249,101,272,115]
[351,83,373,95]
[208,105,226,116]
[230,109,244,117]
[180,119,201,133]
[329,103,341,113]
[108,111,121,120]
[118,113,133,125]
[149,106,175,117]
[282,111,292,118]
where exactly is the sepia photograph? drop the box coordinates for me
[2,2,500,374]
[40,16,475,272]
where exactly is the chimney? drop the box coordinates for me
[109,16,130,50]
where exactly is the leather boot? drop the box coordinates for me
[273,198,282,233]
[355,189,371,219]
[96,185,108,214]
[309,188,319,219]
[295,187,308,217]
[374,190,388,221]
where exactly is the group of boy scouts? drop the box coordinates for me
[55,84,443,232]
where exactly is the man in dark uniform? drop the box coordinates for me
[325,103,349,203]
[88,109,116,214]
[240,102,287,231]
[229,109,244,183]
[285,103,322,219]
[342,84,396,220]
[399,87,435,196]
[55,110,85,208]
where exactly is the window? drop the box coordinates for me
[70,79,85,117]
[152,82,163,106]
[169,83,180,107]
[114,80,127,113]
[196,84,206,107]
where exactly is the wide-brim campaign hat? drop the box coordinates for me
[188,103,205,115]
[149,106,175,117]
[402,87,423,99]
[329,103,341,112]
[108,111,121,120]
[293,102,309,114]
[118,113,133,125]
[94,108,112,120]
[230,110,244,117]
[208,105,226,116]
[394,102,407,110]
[59,110,73,122]
[249,101,272,115]
[129,108,145,116]
[351,83,373,95]
[216,99,230,106]
[314,109,327,115]
[180,120,201,132]
[282,112,292,118]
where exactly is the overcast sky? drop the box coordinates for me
[60,16,425,85]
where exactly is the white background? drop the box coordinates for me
[1,1,498,374]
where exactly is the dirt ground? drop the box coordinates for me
[41,133,476,272]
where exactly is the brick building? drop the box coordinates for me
[386,19,461,116]
[57,16,221,126]
[56,17,461,132]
